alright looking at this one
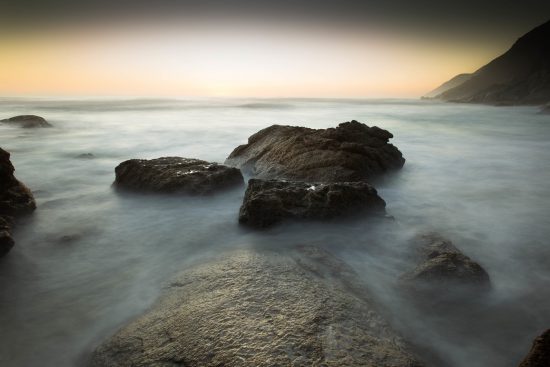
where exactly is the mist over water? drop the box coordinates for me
[0,97,549,366]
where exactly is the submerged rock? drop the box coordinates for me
[225,120,405,182]
[114,157,244,195]
[76,153,95,159]
[239,179,386,228]
[518,329,550,367]
[0,115,51,128]
[401,232,490,290]
[91,246,424,367]
[0,148,36,257]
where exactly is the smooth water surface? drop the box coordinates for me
[0,97,549,366]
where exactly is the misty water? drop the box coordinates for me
[0,97,549,367]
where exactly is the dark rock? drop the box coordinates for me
[225,120,405,182]
[0,148,36,216]
[91,246,424,367]
[76,153,95,159]
[401,232,490,290]
[239,179,386,228]
[114,157,244,195]
[0,217,15,257]
[518,329,550,367]
[0,148,36,257]
[1,115,51,128]
[540,104,550,114]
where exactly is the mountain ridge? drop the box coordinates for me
[425,19,550,105]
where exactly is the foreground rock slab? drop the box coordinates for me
[0,115,52,128]
[114,157,244,195]
[225,120,405,182]
[239,179,386,228]
[518,329,550,367]
[91,246,424,367]
[0,148,36,256]
[401,232,490,291]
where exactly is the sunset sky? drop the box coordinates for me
[1,1,549,98]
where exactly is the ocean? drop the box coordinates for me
[0,97,549,366]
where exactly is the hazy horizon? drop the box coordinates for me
[1,1,549,98]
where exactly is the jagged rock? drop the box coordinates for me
[0,150,36,216]
[0,216,15,257]
[239,179,386,228]
[91,246,424,367]
[401,232,490,290]
[225,120,405,183]
[113,157,244,195]
[518,329,550,367]
[0,115,51,128]
[0,147,36,257]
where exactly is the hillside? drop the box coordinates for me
[426,20,550,105]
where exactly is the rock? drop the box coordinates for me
[0,217,15,257]
[239,179,386,228]
[76,153,95,159]
[401,233,490,290]
[225,120,405,182]
[91,246,424,367]
[0,148,36,216]
[0,149,36,216]
[518,329,550,367]
[0,115,51,128]
[58,234,81,244]
[540,104,550,114]
[113,157,244,195]
[0,148,36,257]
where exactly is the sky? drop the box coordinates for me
[1,1,549,98]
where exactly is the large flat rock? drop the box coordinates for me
[225,120,405,183]
[114,157,244,195]
[91,246,424,367]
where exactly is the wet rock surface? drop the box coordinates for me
[0,115,52,128]
[401,232,490,290]
[0,147,36,256]
[239,179,386,228]
[114,157,244,195]
[0,216,15,257]
[225,120,405,182]
[91,246,424,367]
[518,329,550,367]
